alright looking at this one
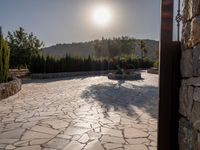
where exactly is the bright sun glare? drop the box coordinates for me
[92,6,112,27]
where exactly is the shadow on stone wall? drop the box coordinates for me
[81,81,158,119]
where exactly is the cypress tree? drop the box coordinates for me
[0,27,3,82]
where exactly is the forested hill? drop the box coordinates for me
[43,39,159,61]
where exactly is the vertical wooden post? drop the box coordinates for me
[158,0,181,149]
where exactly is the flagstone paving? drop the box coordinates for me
[0,71,158,150]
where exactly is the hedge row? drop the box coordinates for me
[30,54,154,73]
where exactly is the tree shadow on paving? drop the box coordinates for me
[81,81,158,119]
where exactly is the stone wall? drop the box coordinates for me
[31,69,142,79]
[0,77,21,100]
[31,70,110,79]
[179,0,200,149]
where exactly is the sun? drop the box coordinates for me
[92,6,112,27]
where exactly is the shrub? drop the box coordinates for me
[153,61,159,68]
[0,27,10,83]
[30,54,154,74]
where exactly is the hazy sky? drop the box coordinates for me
[0,0,162,47]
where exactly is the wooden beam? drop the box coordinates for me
[158,0,181,149]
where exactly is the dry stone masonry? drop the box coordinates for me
[179,0,200,149]
[0,77,21,100]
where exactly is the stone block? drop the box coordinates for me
[181,49,193,77]
[197,133,200,149]
[187,86,194,117]
[178,117,195,150]
[179,80,188,117]
[182,0,189,22]
[194,87,200,102]
[193,44,200,76]
[190,16,200,47]
[179,82,194,121]
[191,101,200,130]
[182,22,191,49]
[189,0,200,19]
[186,77,200,86]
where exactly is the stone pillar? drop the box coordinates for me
[179,0,200,149]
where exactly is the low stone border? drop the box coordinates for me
[9,69,30,78]
[108,72,142,80]
[31,69,148,79]
[31,70,110,79]
[0,77,22,100]
[147,68,159,74]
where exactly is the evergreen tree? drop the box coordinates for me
[7,27,44,69]
[0,27,10,83]
[138,40,147,58]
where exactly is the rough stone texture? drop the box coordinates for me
[182,0,200,22]
[191,102,200,130]
[0,77,21,100]
[179,81,194,119]
[190,16,200,47]
[181,49,193,77]
[186,77,200,86]
[193,44,200,76]
[182,0,190,22]
[179,0,200,149]
[193,87,200,102]
[179,80,188,117]
[179,118,196,150]
[189,0,200,20]
[0,72,158,150]
[187,86,194,117]
[182,22,191,49]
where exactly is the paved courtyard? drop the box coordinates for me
[0,71,158,150]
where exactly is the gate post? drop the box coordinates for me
[158,0,181,149]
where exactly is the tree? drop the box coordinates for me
[120,36,135,56]
[7,27,44,69]
[138,40,147,58]
[93,36,135,59]
[107,39,120,58]
[155,49,159,60]
[0,27,10,83]
[93,38,109,58]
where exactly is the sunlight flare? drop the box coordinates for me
[92,5,112,27]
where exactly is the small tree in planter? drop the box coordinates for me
[0,27,10,83]
[138,40,147,59]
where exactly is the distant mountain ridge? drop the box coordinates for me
[43,39,159,61]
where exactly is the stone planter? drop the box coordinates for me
[147,68,159,74]
[108,72,141,80]
[0,77,21,100]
